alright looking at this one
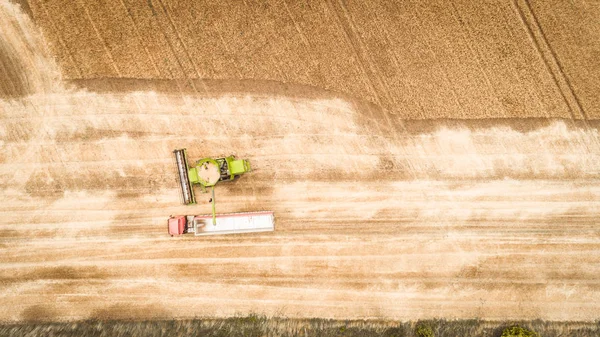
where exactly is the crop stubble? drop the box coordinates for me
[2,89,600,321]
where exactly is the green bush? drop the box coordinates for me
[416,324,434,337]
[501,326,540,337]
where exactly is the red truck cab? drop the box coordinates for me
[168,216,186,236]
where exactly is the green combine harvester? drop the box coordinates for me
[173,148,251,224]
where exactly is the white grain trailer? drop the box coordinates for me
[168,211,274,236]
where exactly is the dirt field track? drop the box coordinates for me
[2,0,600,323]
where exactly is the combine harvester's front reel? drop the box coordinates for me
[170,148,274,236]
[173,148,196,205]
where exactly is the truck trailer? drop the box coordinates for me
[168,211,275,236]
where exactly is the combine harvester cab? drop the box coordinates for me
[171,148,274,236]
[168,212,275,236]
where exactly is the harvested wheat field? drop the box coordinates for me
[1,0,600,326]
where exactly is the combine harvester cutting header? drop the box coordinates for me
[169,149,275,236]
